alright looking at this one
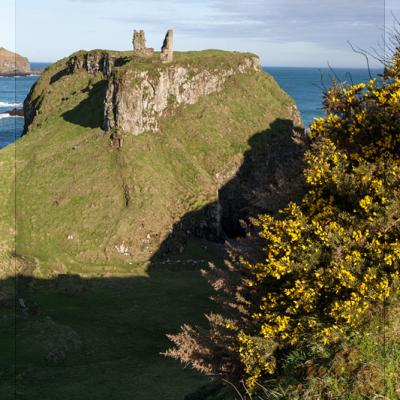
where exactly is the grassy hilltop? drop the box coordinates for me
[2,49,300,271]
[0,49,302,399]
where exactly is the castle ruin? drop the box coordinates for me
[132,30,154,57]
[160,30,173,63]
[132,29,174,63]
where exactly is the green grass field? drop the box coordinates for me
[0,240,228,399]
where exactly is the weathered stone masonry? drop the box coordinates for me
[133,30,154,57]
[132,29,174,63]
[160,30,173,63]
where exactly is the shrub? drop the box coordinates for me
[166,48,400,395]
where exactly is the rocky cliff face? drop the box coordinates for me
[23,50,261,138]
[0,47,31,76]
[103,56,260,134]
[66,52,117,76]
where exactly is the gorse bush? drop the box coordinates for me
[166,48,400,394]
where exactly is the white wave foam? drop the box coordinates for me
[0,113,23,120]
[0,101,23,108]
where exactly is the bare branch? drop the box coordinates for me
[222,379,245,400]
[347,40,373,80]
[327,61,340,83]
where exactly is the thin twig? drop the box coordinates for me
[222,378,245,400]
[318,68,327,92]
[327,61,340,83]
[241,380,253,399]
[347,40,373,79]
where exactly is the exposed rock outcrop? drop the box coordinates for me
[23,49,261,138]
[103,55,261,135]
[67,52,116,76]
[8,108,24,117]
[23,51,129,133]
[0,47,31,76]
[23,98,39,134]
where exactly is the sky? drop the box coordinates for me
[1,0,400,67]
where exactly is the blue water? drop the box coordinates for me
[0,63,50,148]
[264,67,382,127]
[0,63,382,149]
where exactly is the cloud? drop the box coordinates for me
[86,0,393,51]
[21,0,400,65]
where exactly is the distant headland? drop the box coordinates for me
[0,47,42,76]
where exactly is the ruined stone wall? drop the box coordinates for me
[133,30,154,57]
[160,30,173,63]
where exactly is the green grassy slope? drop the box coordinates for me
[1,49,297,270]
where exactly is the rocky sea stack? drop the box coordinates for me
[0,47,31,76]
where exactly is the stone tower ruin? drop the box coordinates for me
[132,30,154,57]
[132,29,174,62]
[160,30,173,63]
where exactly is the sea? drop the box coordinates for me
[0,62,49,148]
[265,67,382,127]
[0,64,382,149]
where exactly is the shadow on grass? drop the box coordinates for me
[152,118,306,258]
[62,80,108,129]
[50,67,70,85]
[0,258,216,400]
[1,118,306,399]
